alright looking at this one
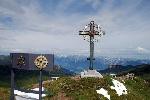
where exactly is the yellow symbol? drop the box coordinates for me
[34,55,48,70]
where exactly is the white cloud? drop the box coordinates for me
[136,47,150,53]
[0,0,150,57]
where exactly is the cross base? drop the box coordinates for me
[80,69,103,78]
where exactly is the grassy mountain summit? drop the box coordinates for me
[0,63,150,99]
[44,76,150,100]
[43,64,150,100]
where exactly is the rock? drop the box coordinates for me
[80,70,103,78]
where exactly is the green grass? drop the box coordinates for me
[125,77,150,100]
[0,87,10,100]
[45,76,150,100]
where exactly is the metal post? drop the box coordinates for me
[39,70,42,100]
[92,39,94,69]
[89,36,94,70]
[10,68,14,100]
[89,36,92,70]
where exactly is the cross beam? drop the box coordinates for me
[79,31,100,36]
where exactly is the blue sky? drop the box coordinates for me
[0,0,150,58]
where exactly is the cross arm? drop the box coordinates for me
[79,31,89,35]
[79,31,102,35]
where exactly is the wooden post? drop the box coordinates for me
[10,68,14,100]
[39,70,42,100]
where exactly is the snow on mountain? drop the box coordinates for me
[55,55,150,73]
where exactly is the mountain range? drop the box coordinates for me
[54,55,150,73]
[0,55,150,73]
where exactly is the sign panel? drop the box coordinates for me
[10,53,54,71]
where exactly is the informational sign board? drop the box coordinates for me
[10,53,54,100]
[10,53,54,71]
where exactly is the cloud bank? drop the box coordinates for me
[0,0,150,58]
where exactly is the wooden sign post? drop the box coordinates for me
[10,68,14,100]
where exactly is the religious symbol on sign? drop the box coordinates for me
[34,55,48,70]
[17,55,25,67]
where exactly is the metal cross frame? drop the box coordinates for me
[79,21,105,70]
